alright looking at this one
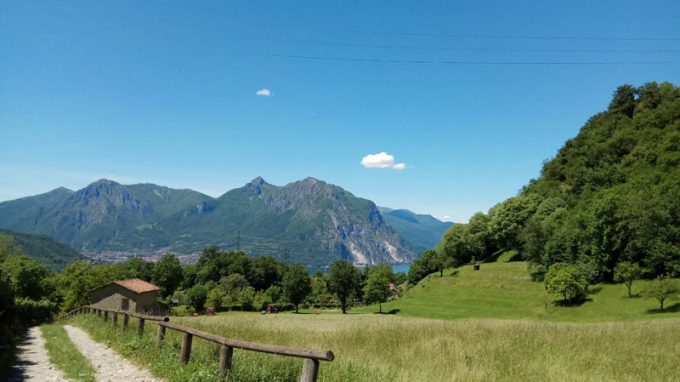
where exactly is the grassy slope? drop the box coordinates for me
[355,261,680,321]
[41,324,96,382]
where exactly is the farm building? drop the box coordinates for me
[89,278,163,314]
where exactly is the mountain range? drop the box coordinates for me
[0,177,451,266]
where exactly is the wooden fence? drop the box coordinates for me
[65,305,334,382]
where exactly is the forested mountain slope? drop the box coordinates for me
[0,177,445,266]
[0,230,84,271]
[441,82,680,280]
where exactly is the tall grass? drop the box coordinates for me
[72,313,680,381]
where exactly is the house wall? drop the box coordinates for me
[89,284,159,313]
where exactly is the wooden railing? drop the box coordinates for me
[66,305,334,382]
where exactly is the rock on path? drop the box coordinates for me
[63,325,164,382]
[9,326,68,382]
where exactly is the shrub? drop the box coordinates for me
[544,263,588,303]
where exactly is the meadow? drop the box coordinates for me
[68,261,680,381]
[353,261,680,321]
[71,312,680,382]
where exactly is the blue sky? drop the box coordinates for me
[1,1,679,222]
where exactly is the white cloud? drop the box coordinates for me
[360,152,406,170]
[256,89,272,96]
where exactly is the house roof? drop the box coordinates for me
[113,279,160,294]
[89,278,160,294]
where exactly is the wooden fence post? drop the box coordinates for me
[180,333,193,364]
[137,317,145,337]
[123,313,129,328]
[157,325,166,346]
[219,345,233,376]
[300,359,319,382]
[112,312,118,327]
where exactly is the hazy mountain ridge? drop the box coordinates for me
[0,177,450,265]
[379,208,453,254]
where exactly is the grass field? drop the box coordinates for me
[68,261,680,381]
[41,324,96,382]
[353,261,680,321]
[72,312,680,381]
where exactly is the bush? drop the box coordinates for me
[187,284,208,313]
[14,298,59,324]
[544,263,588,303]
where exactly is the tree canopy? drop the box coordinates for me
[439,82,680,281]
[328,260,360,314]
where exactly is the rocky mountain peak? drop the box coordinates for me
[243,176,269,196]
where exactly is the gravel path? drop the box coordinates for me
[9,326,67,382]
[63,325,164,382]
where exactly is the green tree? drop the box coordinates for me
[206,288,225,310]
[254,291,273,311]
[608,84,637,117]
[122,257,154,281]
[641,277,680,311]
[544,263,588,303]
[441,215,488,267]
[422,249,449,277]
[54,261,120,312]
[406,258,428,285]
[265,285,283,303]
[328,260,359,314]
[283,264,312,313]
[152,254,183,299]
[237,286,256,311]
[363,264,393,313]
[0,233,20,262]
[187,284,207,312]
[488,194,542,251]
[0,268,15,319]
[614,261,641,297]
[251,256,287,291]
[0,256,51,300]
[309,275,333,308]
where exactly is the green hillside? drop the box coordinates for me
[356,260,680,322]
[0,229,84,271]
[440,82,680,281]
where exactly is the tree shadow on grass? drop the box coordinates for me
[554,298,592,308]
[374,309,400,315]
[586,286,603,295]
[646,303,680,314]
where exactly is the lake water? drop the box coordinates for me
[391,263,410,273]
[308,263,411,274]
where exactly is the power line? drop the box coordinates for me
[261,53,680,65]
[259,37,680,54]
[263,24,680,42]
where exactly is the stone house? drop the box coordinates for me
[89,278,162,314]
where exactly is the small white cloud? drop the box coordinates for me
[360,152,406,170]
[256,89,272,96]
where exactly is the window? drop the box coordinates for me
[121,298,130,311]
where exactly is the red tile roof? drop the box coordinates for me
[113,279,160,294]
